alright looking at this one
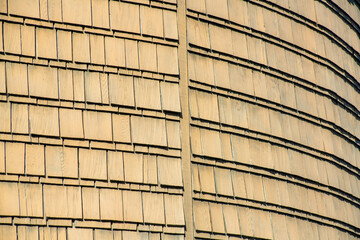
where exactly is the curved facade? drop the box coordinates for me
[0,0,359,239]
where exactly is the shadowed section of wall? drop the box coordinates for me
[187,0,360,239]
[0,0,359,240]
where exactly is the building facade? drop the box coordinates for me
[0,0,359,239]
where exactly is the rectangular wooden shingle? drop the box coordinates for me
[105,37,125,67]
[6,142,24,174]
[0,102,10,133]
[46,146,78,178]
[28,65,58,99]
[82,187,100,220]
[100,188,123,221]
[19,183,43,217]
[0,182,19,216]
[193,201,211,232]
[134,78,161,110]
[59,108,84,139]
[110,1,140,33]
[143,192,165,224]
[158,156,182,187]
[79,148,107,180]
[83,110,112,141]
[91,0,109,28]
[90,34,105,65]
[57,30,72,61]
[20,25,35,56]
[4,23,21,54]
[123,190,143,222]
[62,0,91,25]
[164,194,184,226]
[6,62,28,95]
[73,33,90,63]
[109,74,134,107]
[37,28,57,59]
[157,45,179,75]
[214,167,233,197]
[123,152,143,183]
[25,144,44,176]
[131,116,167,146]
[223,204,240,235]
[108,151,124,181]
[140,6,163,37]
[44,185,82,218]
[29,105,59,136]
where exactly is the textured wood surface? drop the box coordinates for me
[0,0,359,239]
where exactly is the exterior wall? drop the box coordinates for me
[0,0,359,239]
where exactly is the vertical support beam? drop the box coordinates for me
[177,0,193,239]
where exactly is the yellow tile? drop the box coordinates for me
[0,226,16,240]
[4,23,21,54]
[29,105,59,136]
[92,0,109,28]
[21,25,35,56]
[163,10,178,40]
[9,0,39,18]
[46,146,78,178]
[28,65,58,99]
[157,45,179,75]
[79,148,107,180]
[37,28,57,59]
[123,190,143,222]
[198,165,215,193]
[140,6,163,37]
[124,152,143,183]
[0,182,19,216]
[209,24,233,55]
[73,32,90,63]
[187,18,210,49]
[131,116,167,146]
[57,30,72,61]
[59,108,84,138]
[209,202,225,233]
[205,0,228,19]
[67,228,93,240]
[143,192,164,224]
[223,204,240,235]
[109,74,134,106]
[125,39,139,69]
[6,142,24,174]
[48,0,62,21]
[193,201,211,232]
[138,42,157,72]
[143,154,157,185]
[25,144,44,176]
[110,1,140,33]
[62,0,91,25]
[83,110,112,141]
[164,194,184,226]
[108,151,124,181]
[90,34,105,65]
[214,168,233,196]
[82,187,100,220]
[44,185,82,218]
[0,102,10,133]
[134,78,161,110]
[105,37,125,67]
[112,114,131,143]
[19,183,43,217]
[158,156,182,187]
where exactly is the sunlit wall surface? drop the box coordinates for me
[0,0,359,239]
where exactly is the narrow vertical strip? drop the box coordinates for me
[177,0,194,239]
